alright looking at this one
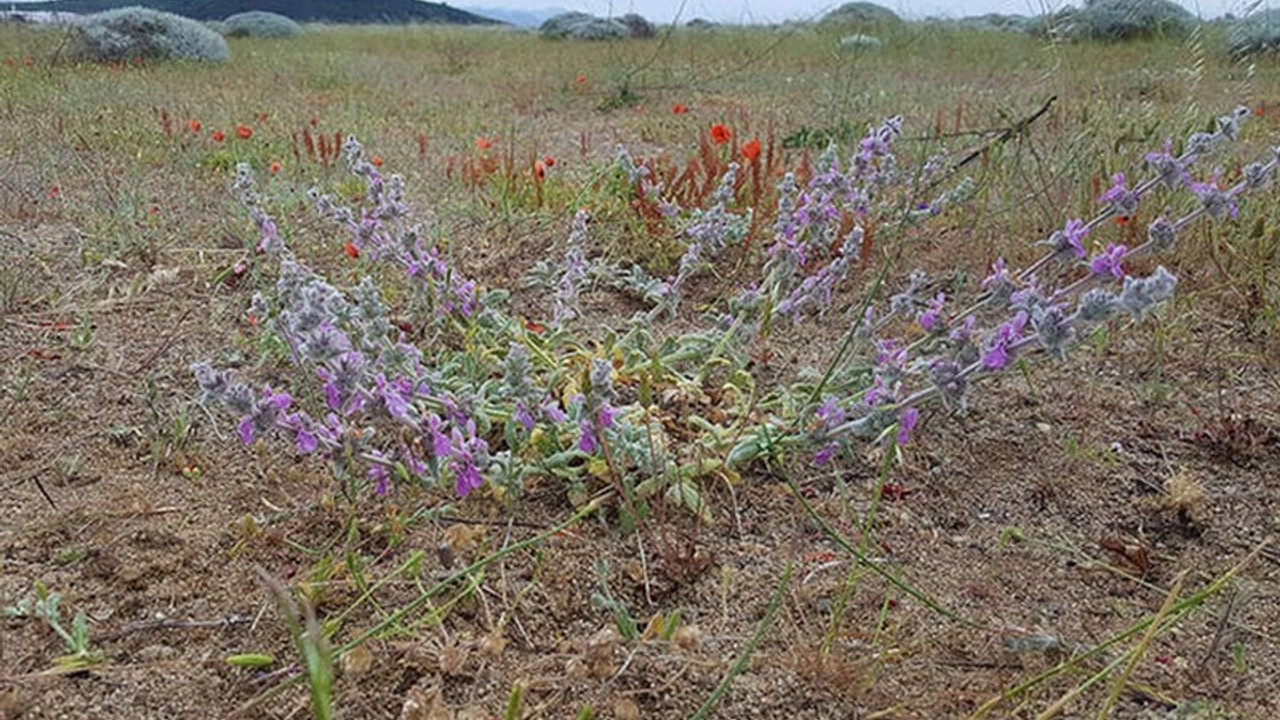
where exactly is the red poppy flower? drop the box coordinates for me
[235,125,253,140]
[371,155,384,167]
[742,138,761,161]
[211,130,225,142]
[1255,105,1266,118]
[671,103,689,115]
[575,74,586,85]
[48,186,60,199]
[710,123,731,145]
[269,161,282,175]
[534,159,546,181]
[343,241,359,259]
[475,137,492,151]
[187,119,201,133]
[543,156,556,168]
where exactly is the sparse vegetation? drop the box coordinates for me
[2,16,1279,720]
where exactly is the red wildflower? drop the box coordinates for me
[269,161,282,175]
[543,156,555,168]
[48,186,60,199]
[710,123,731,145]
[671,103,689,115]
[211,130,225,143]
[371,155,384,167]
[742,138,761,161]
[475,137,492,151]
[235,125,253,140]
[343,241,359,259]
[534,159,546,181]
[187,119,201,134]
[575,74,586,86]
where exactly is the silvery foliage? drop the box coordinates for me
[73,7,230,63]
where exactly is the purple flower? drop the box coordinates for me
[514,403,535,431]
[896,407,919,446]
[1099,173,1139,217]
[816,397,846,426]
[813,442,839,466]
[369,461,390,496]
[1145,139,1190,189]
[428,414,451,459]
[376,373,412,421]
[578,420,597,454]
[454,461,484,498]
[919,292,946,332]
[295,428,318,454]
[1089,244,1128,280]
[237,416,256,445]
[1043,219,1089,261]
[982,311,1028,370]
[1189,171,1239,221]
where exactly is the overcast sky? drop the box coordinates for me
[491,0,1265,23]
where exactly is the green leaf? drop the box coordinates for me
[227,653,276,668]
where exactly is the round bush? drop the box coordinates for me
[1072,0,1195,42]
[1229,8,1280,58]
[539,11,593,38]
[618,13,655,39]
[821,2,902,29]
[223,11,302,39]
[685,18,717,31]
[71,7,229,63]
[539,12,629,41]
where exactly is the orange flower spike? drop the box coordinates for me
[211,130,225,143]
[235,124,253,140]
[187,119,201,134]
[710,123,731,145]
[343,241,360,259]
[269,161,282,175]
[742,138,761,161]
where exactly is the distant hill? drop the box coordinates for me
[459,5,566,27]
[11,0,501,24]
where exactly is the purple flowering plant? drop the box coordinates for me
[195,106,1277,521]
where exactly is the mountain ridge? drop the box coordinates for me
[8,0,501,24]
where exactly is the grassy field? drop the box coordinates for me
[2,20,1280,720]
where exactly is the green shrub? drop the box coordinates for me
[538,12,630,41]
[223,11,303,39]
[618,13,655,39]
[1229,8,1280,58]
[71,6,229,63]
[1072,0,1195,42]
[820,2,902,30]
